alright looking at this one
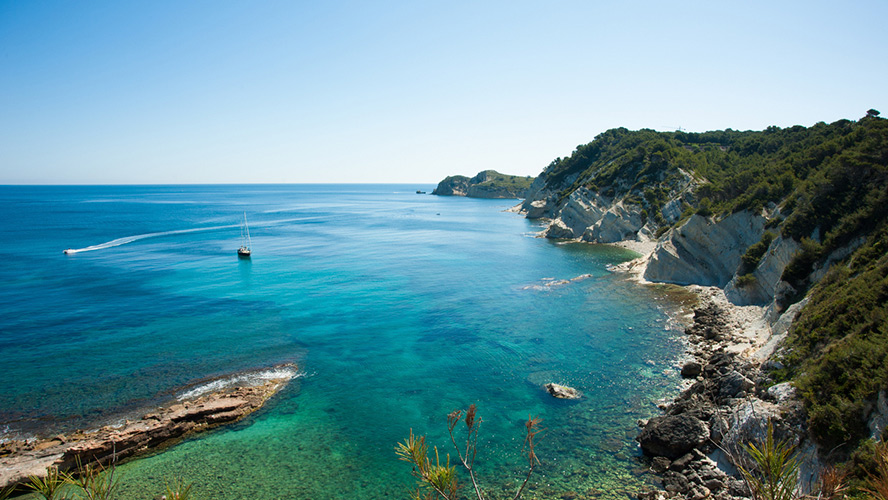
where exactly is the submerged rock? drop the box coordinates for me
[544,383,582,399]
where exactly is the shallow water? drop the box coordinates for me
[0,185,684,499]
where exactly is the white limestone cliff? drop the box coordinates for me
[643,212,766,287]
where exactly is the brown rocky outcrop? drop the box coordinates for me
[0,367,295,489]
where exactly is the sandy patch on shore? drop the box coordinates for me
[610,239,658,257]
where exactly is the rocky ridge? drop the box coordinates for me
[0,366,296,490]
[505,115,888,498]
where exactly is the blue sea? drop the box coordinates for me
[0,185,687,499]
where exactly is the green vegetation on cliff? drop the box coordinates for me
[540,111,886,235]
[780,222,888,453]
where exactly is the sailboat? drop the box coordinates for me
[238,212,252,258]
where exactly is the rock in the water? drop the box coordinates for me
[544,383,581,399]
[0,366,296,490]
[681,361,703,378]
[638,414,710,458]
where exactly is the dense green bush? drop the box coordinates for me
[741,232,777,274]
[782,224,888,451]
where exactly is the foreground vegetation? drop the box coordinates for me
[2,464,192,500]
[396,405,542,500]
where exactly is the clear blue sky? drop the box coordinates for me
[1,1,886,184]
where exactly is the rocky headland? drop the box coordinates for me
[0,365,297,490]
[432,170,534,199]
[508,113,888,499]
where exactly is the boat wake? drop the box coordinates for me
[62,216,321,254]
[63,224,239,254]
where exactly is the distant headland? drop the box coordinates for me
[432,170,534,199]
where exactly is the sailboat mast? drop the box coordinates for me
[237,212,252,258]
[244,212,252,249]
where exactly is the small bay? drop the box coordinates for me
[0,185,684,499]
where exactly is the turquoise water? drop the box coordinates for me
[0,185,684,499]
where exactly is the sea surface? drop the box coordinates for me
[0,184,686,499]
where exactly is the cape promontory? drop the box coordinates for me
[508,110,888,500]
[432,170,534,199]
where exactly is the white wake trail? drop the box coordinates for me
[63,224,239,254]
[62,216,323,254]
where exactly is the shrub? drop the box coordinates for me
[736,274,758,288]
[741,232,776,273]
[863,441,888,500]
[26,467,71,500]
[737,421,801,500]
[396,405,542,500]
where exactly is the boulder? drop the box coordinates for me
[718,371,755,399]
[662,471,690,493]
[544,383,581,399]
[638,414,710,458]
[669,452,694,471]
[651,456,671,473]
[766,382,797,404]
[681,361,703,378]
[544,219,577,239]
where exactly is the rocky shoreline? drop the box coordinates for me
[592,241,808,500]
[0,365,297,490]
[627,281,808,500]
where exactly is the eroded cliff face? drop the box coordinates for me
[520,169,696,245]
[537,187,653,244]
[644,212,766,287]
[517,170,819,314]
[432,175,471,196]
[725,235,801,306]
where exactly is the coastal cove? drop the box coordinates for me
[0,185,688,499]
